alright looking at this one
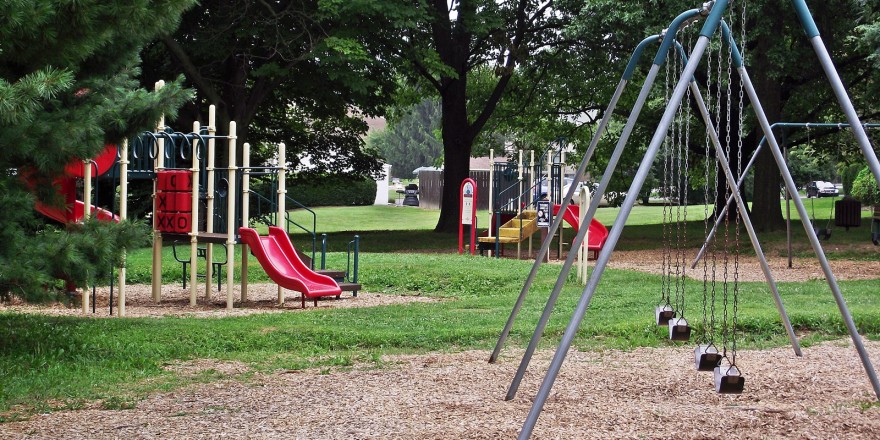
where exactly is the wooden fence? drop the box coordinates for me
[417,170,491,210]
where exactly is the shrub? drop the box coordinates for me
[287,175,377,207]
[850,167,880,206]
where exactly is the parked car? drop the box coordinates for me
[538,177,575,200]
[806,180,839,198]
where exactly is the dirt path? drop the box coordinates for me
[608,250,880,282]
[0,283,438,318]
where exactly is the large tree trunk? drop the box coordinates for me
[435,75,472,233]
[746,8,786,232]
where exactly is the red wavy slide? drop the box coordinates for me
[33,144,120,223]
[552,204,609,252]
[239,226,342,307]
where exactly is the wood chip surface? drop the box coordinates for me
[2,341,880,439]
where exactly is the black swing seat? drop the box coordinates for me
[668,317,691,341]
[694,344,722,371]
[813,227,832,240]
[655,304,675,326]
[714,364,745,394]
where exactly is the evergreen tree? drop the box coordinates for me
[367,99,443,178]
[0,1,194,301]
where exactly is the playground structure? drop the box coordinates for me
[484,2,880,438]
[31,81,361,316]
[145,96,361,312]
[476,145,608,266]
[32,143,121,224]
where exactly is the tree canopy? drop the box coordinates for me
[140,0,411,179]
[382,0,583,231]
[511,0,880,230]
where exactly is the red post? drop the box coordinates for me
[459,178,478,255]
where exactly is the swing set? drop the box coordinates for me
[484,2,880,438]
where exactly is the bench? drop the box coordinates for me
[171,241,228,290]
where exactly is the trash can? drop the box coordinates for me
[403,184,420,206]
[834,197,861,230]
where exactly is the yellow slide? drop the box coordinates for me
[478,210,539,244]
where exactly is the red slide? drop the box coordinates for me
[552,204,609,252]
[33,144,120,223]
[239,226,342,307]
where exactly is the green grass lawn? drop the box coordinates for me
[1,201,878,420]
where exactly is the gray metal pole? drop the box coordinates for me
[690,142,761,269]
[693,121,880,270]
[517,35,712,440]
[688,82,802,357]
[808,36,880,192]
[504,63,662,399]
[491,13,703,363]
[739,64,880,399]
[488,77,627,364]
[790,0,880,187]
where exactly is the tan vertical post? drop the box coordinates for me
[189,122,200,306]
[517,149,523,259]
[82,158,92,313]
[225,122,237,310]
[277,142,287,305]
[240,142,251,301]
[205,106,216,297]
[529,149,535,257]
[545,149,552,262]
[151,80,166,303]
[578,183,590,285]
[118,140,129,316]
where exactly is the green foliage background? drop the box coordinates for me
[850,167,880,206]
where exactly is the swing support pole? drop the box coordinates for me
[517,17,717,439]
[486,30,672,363]
[502,7,706,398]
[692,121,880,269]
[683,24,801,355]
[792,0,880,192]
[737,36,880,402]
[505,65,660,399]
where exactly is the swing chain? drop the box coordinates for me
[701,37,715,344]
[660,47,673,307]
[673,46,684,317]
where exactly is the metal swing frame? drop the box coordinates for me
[501,1,880,438]
[492,3,803,402]
[691,121,880,268]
